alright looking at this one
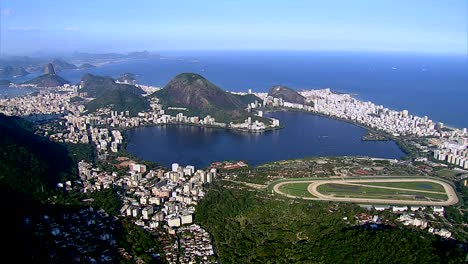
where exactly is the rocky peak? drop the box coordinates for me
[44,63,56,75]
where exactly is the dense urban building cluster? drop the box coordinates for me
[165,224,216,263]
[254,88,468,169]
[74,159,218,261]
[26,207,119,262]
[0,85,83,116]
[432,131,468,169]
[356,205,452,238]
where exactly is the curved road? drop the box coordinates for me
[273,178,458,206]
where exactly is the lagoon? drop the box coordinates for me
[125,111,406,168]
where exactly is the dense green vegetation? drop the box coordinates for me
[232,93,262,105]
[86,88,150,116]
[61,142,96,166]
[396,137,424,160]
[0,114,75,201]
[0,114,76,261]
[88,188,123,215]
[154,73,252,122]
[116,219,164,263]
[152,73,283,124]
[196,181,465,263]
[436,169,461,180]
[79,73,144,97]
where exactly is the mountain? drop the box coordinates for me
[79,73,144,97]
[51,59,77,71]
[44,63,56,75]
[72,52,123,60]
[0,114,112,262]
[0,114,75,201]
[0,65,29,78]
[232,93,262,106]
[80,73,148,115]
[86,88,150,116]
[78,63,96,69]
[155,73,244,112]
[24,74,70,87]
[0,114,70,260]
[127,50,151,59]
[117,72,136,84]
[23,64,69,87]
[71,51,158,63]
[268,85,306,104]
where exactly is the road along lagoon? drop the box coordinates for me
[271,177,458,206]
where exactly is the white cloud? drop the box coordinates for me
[0,8,14,16]
[64,26,80,32]
[7,27,40,32]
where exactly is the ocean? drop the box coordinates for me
[3,51,467,128]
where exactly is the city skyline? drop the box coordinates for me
[0,0,466,55]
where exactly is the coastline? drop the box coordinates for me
[119,120,284,134]
[263,108,411,158]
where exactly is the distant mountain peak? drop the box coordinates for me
[157,72,243,111]
[0,65,29,78]
[44,63,56,75]
[51,59,77,71]
[117,72,136,84]
[23,73,69,87]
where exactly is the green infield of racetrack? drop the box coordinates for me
[316,183,448,201]
[278,182,316,198]
[358,181,445,192]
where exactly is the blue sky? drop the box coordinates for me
[0,0,466,55]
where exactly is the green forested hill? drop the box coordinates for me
[86,88,150,116]
[0,114,76,201]
[0,114,161,262]
[154,73,266,122]
[0,114,77,260]
[79,73,144,97]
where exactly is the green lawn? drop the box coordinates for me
[359,181,445,193]
[278,182,316,198]
[317,183,447,201]
[436,169,459,180]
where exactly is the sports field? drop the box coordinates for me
[271,177,458,206]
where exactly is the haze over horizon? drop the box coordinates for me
[0,0,466,56]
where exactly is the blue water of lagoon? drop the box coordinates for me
[125,111,406,168]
